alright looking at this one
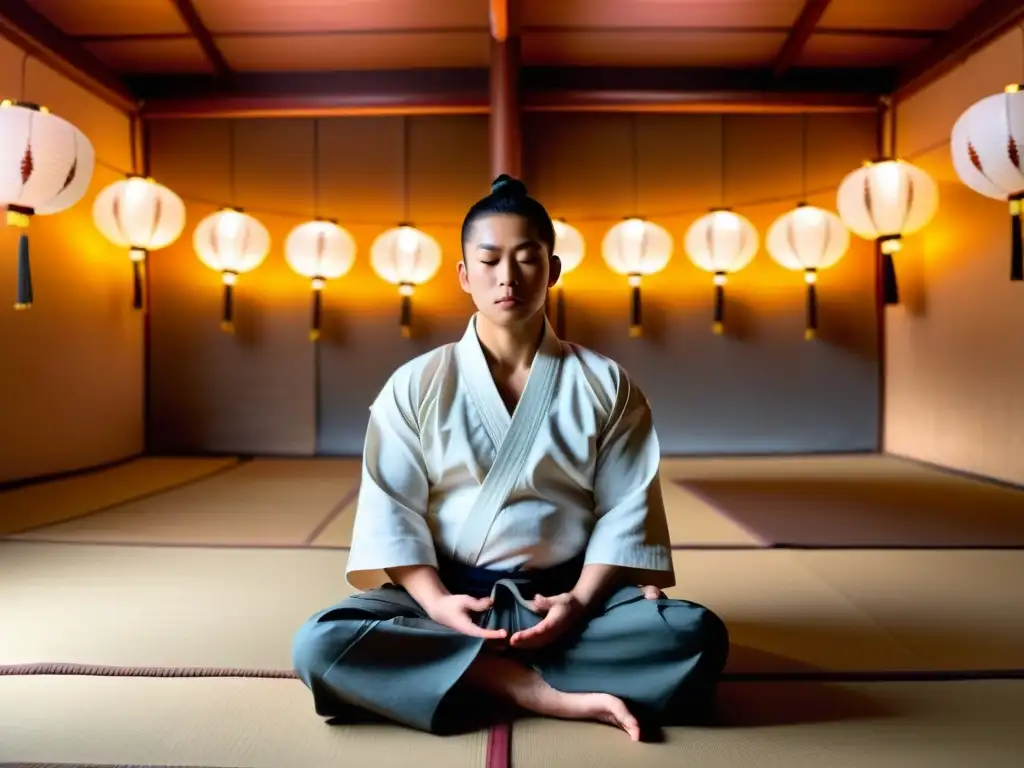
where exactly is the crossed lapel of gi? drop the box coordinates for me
[452,313,563,565]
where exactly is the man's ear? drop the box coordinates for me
[548,254,562,287]
[457,258,472,294]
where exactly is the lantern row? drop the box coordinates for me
[4,86,1023,335]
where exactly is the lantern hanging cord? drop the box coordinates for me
[719,115,726,208]
[129,115,139,175]
[401,115,410,222]
[228,119,237,205]
[20,50,29,101]
[312,118,321,219]
[630,113,640,216]
[801,112,808,200]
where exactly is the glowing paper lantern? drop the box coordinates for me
[836,159,938,304]
[193,208,270,332]
[93,175,186,309]
[684,208,759,334]
[0,99,94,308]
[950,84,1024,281]
[370,223,442,337]
[601,217,672,337]
[766,203,850,340]
[547,218,585,337]
[285,218,356,341]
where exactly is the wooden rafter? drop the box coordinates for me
[167,0,231,79]
[773,0,833,78]
[894,0,1024,102]
[0,0,135,112]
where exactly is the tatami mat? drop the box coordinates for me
[660,476,760,546]
[3,542,1019,676]
[791,550,1024,672]
[512,680,1024,767]
[0,542,347,670]
[665,453,1024,547]
[8,458,360,547]
[0,675,487,768]
[0,456,239,536]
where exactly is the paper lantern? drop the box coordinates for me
[684,208,759,335]
[836,159,938,304]
[950,84,1024,281]
[1,100,94,309]
[93,175,186,310]
[370,223,442,337]
[766,203,850,340]
[601,217,672,337]
[547,218,585,337]
[193,207,270,332]
[285,218,356,341]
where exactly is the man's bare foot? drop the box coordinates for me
[460,652,642,741]
[537,690,642,742]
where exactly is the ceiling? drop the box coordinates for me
[2,0,1018,115]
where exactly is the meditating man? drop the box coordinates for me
[292,175,730,741]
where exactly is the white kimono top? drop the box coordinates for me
[345,314,674,591]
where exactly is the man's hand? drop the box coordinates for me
[425,594,508,641]
[509,592,586,650]
[639,585,663,600]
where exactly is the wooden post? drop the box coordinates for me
[489,0,521,179]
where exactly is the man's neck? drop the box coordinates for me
[475,310,546,379]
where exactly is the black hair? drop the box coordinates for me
[460,174,556,258]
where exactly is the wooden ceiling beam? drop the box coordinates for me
[773,0,833,78]
[167,0,231,79]
[0,0,136,113]
[893,0,1024,102]
[134,70,491,118]
[132,67,890,119]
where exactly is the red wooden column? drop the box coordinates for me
[489,0,522,179]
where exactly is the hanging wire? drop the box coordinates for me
[403,115,411,222]
[228,119,237,205]
[312,118,321,219]
[719,115,726,208]
[630,113,640,216]
[82,113,909,228]
[800,112,809,201]
[20,51,30,101]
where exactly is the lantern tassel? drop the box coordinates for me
[629,283,642,338]
[400,287,412,338]
[310,288,322,342]
[881,251,899,305]
[132,260,144,310]
[805,276,818,342]
[15,232,32,309]
[555,286,566,338]
[1010,196,1023,282]
[221,282,234,333]
[713,277,725,335]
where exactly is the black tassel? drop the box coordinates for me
[713,277,725,335]
[881,250,899,305]
[132,260,144,310]
[310,289,323,342]
[15,232,32,309]
[555,287,565,338]
[400,290,412,338]
[221,282,234,333]
[1011,196,1023,281]
[629,283,642,337]
[805,278,818,341]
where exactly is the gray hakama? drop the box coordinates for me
[291,552,730,735]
